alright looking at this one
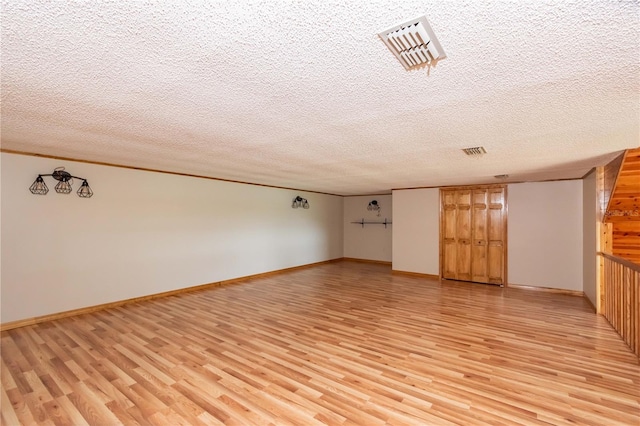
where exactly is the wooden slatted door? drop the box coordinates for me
[442,190,458,280]
[471,190,489,283]
[440,185,507,286]
[487,187,507,284]
[456,190,472,281]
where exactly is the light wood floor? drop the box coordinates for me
[2,262,639,425]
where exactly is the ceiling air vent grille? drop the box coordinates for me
[462,146,487,156]
[379,16,446,71]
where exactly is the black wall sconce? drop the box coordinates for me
[368,199,381,215]
[292,196,309,209]
[29,167,93,198]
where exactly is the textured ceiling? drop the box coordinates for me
[1,0,638,195]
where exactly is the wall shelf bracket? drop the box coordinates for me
[351,218,392,228]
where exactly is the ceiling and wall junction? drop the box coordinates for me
[1,0,638,195]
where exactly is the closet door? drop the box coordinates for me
[456,190,472,281]
[440,185,507,286]
[471,189,489,283]
[442,190,458,279]
[487,187,507,285]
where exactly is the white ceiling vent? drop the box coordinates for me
[462,146,487,156]
[378,16,446,71]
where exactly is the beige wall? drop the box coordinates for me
[582,170,597,306]
[391,182,584,290]
[508,180,583,291]
[343,195,392,262]
[2,151,590,324]
[1,153,344,323]
[391,188,440,275]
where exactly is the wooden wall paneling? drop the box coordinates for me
[596,220,613,314]
[637,268,640,356]
[603,151,625,213]
[596,166,606,314]
[598,148,640,345]
[612,221,640,264]
[606,148,640,219]
[604,148,640,265]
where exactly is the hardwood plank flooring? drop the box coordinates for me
[2,262,639,425]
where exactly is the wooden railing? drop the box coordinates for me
[600,252,640,357]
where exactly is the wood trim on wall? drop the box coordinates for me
[0,149,342,197]
[391,270,440,280]
[596,165,609,314]
[438,188,444,286]
[508,283,585,297]
[0,258,344,331]
[342,257,392,266]
[392,177,582,192]
[2,257,601,332]
[583,294,597,313]
[504,186,509,288]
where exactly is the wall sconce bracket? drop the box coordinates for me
[292,196,309,209]
[367,200,381,216]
